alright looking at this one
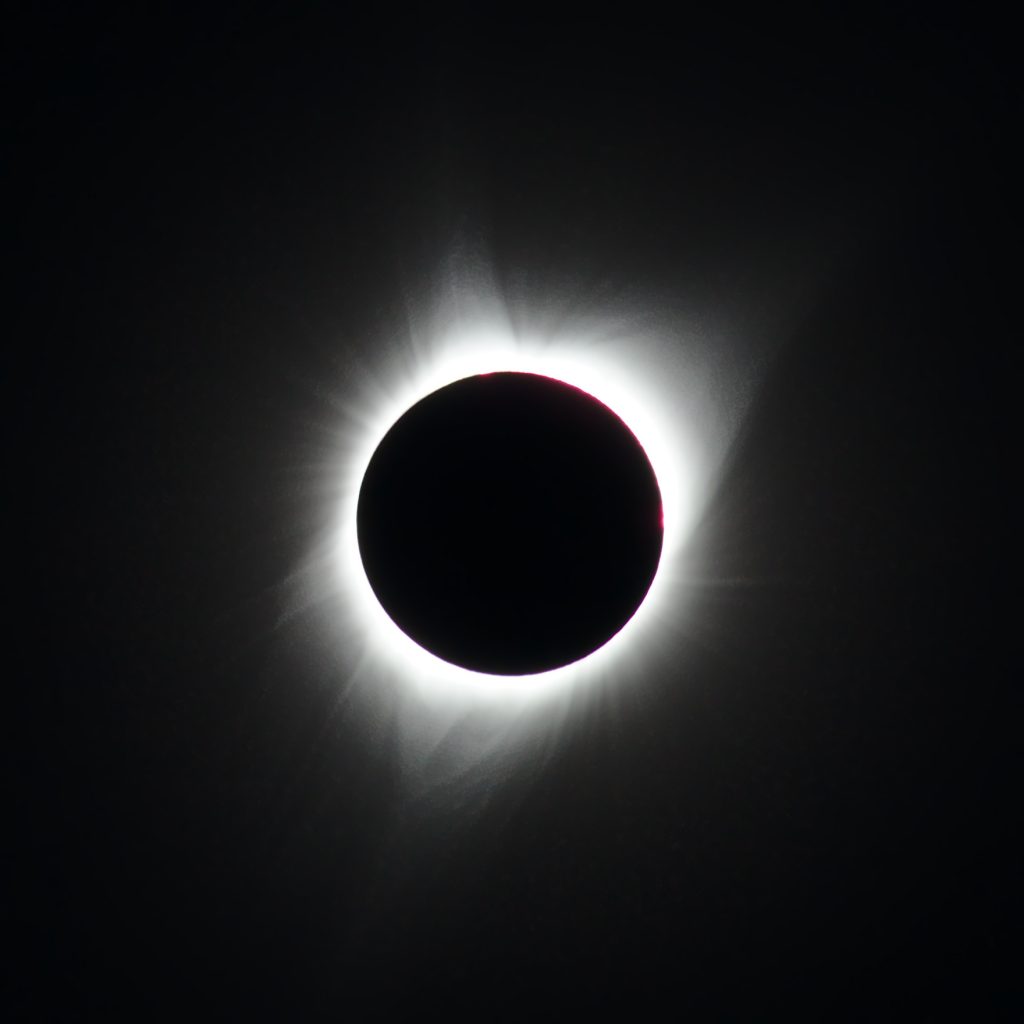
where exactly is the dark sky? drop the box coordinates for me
[14,7,1013,1017]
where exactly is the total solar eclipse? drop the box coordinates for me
[356,372,664,675]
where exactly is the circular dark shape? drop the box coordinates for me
[357,372,663,675]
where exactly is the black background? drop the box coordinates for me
[13,6,1013,1017]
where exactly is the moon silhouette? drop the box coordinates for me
[356,371,664,675]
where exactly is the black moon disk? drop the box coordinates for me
[356,372,664,675]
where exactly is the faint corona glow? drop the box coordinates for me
[326,319,718,713]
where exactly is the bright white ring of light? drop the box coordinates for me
[330,324,708,709]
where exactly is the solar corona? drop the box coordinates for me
[325,322,717,708]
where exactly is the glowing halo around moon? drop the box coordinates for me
[322,317,729,712]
